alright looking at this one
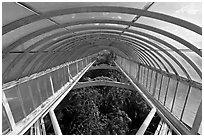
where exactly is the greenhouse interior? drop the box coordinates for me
[2,2,202,135]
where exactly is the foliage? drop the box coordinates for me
[55,86,151,135]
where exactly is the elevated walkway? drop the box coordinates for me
[2,55,202,135]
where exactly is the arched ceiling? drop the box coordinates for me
[2,2,202,84]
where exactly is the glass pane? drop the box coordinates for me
[44,75,53,97]
[83,58,87,68]
[165,78,177,111]
[144,68,149,88]
[63,66,69,82]
[139,66,143,83]
[172,82,189,119]
[69,62,77,77]
[18,82,35,116]
[150,71,156,95]
[147,69,152,92]
[154,73,162,100]
[182,87,202,127]
[78,60,83,72]
[2,106,10,132]
[29,79,42,107]
[38,76,49,102]
[159,76,169,105]
[4,86,25,123]
[51,70,61,92]
[130,61,134,78]
[58,68,65,87]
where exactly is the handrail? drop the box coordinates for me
[115,55,202,135]
[2,55,97,135]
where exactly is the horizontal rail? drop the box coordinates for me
[73,80,134,90]
[115,55,202,135]
[5,61,95,135]
[89,64,119,71]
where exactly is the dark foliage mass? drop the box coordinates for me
[55,86,151,135]
[43,50,160,135]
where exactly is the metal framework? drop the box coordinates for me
[2,2,202,135]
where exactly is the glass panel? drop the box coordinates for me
[147,69,152,92]
[18,82,35,116]
[125,59,130,73]
[182,87,202,127]
[29,79,42,108]
[142,67,146,86]
[139,66,143,83]
[83,58,87,68]
[69,62,77,77]
[44,75,53,97]
[130,61,134,77]
[2,105,10,133]
[154,73,162,100]
[78,60,83,72]
[143,68,148,87]
[159,76,169,105]
[3,19,53,51]
[165,78,177,111]
[51,70,61,92]
[150,71,156,95]
[38,76,49,102]
[172,82,189,119]
[4,86,25,123]
[58,68,65,87]
[63,66,69,82]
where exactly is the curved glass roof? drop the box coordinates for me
[2,2,202,84]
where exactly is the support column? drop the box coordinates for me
[154,119,163,135]
[40,118,46,135]
[136,107,156,135]
[49,108,62,135]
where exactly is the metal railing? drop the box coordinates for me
[2,55,97,135]
[115,55,202,135]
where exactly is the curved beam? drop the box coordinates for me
[39,31,182,77]
[3,26,193,82]
[35,28,176,75]
[3,20,200,79]
[89,65,119,71]
[3,19,201,58]
[3,6,201,35]
[72,80,135,90]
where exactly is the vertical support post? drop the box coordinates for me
[41,117,46,135]
[154,119,163,135]
[137,63,141,81]
[30,125,34,135]
[136,107,156,135]
[35,120,41,135]
[49,108,62,135]
[160,122,168,135]
[168,128,172,135]
[148,69,153,92]
[191,101,202,134]
[2,92,16,130]
[180,86,191,120]
[49,76,55,95]
[76,61,79,74]
[145,68,149,88]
